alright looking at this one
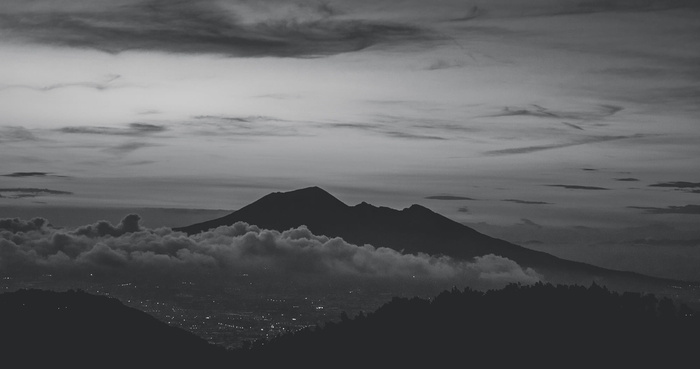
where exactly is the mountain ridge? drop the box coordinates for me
[174,186,689,296]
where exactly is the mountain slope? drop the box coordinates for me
[175,187,682,293]
[1,289,230,367]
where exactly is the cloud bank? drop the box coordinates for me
[0,215,542,289]
[0,0,428,57]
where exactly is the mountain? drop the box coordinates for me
[175,187,688,296]
[0,289,230,367]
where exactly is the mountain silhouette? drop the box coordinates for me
[1,289,229,367]
[175,187,685,295]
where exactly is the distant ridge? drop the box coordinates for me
[175,187,686,295]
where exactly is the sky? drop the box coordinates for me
[1,0,699,281]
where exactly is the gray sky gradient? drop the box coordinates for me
[1,0,699,280]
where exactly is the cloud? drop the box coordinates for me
[0,188,73,199]
[323,119,450,141]
[457,206,469,213]
[0,217,50,233]
[484,135,641,156]
[2,172,48,177]
[561,122,584,131]
[0,126,38,143]
[0,0,429,57]
[0,74,124,92]
[58,123,167,136]
[650,182,700,189]
[102,142,159,155]
[615,178,640,182]
[0,214,542,289]
[2,172,69,178]
[189,115,301,137]
[502,199,551,205]
[425,195,475,200]
[629,205,700,215]
[547,185,609,190]
[486,104,622,121]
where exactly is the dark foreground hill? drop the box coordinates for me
[3,285,698,368]
[237,282,700,368]
[0,289,229,367]
[175,187,687,294]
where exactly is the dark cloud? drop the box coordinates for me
[629,205,700,215]
[425,195,475,200]
[502,199,551,205]
[0,215,542,287]
[615,178,639,182]
[484,135,641,156]
[2,172,69,178]
[561,122,584,130]
[0,188,73,199]
[486,104,622,121]
[383,131,446,141]
[650,182,700,189]
[3,172,48,177]
[547,185,609,190]
[102,142,159,155]
[0,217,50,233]
[0,126,37,142]
[582,168,598,171]
[0,0,429,58]
[73,214,142,238]
[59,123,167,136]
[457,206,469,213]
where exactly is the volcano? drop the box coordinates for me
[175,186,688,295]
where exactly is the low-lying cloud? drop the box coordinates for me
[0,214,542,289]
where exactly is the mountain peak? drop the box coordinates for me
[264,186,347,209]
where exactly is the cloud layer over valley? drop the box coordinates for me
[0,215,541,291]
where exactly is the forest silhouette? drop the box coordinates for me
[3,282,697,368]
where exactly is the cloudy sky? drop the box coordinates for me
[1,1,699,280]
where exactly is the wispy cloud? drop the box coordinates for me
[425,195,475,200]
[0,74,123,92]
[0,0,429,57]
[188,115,301,137]
[58,123,167,136]
[0,188,73,199]
[102,142,158,155]
[650,182,700,189]
[485,104,622,121]
[2,172,68,178]
[502,199,551,205]
[547,185,609,190]
[615,178,640,182]
[629,205,700,215]
[484,135,643,156]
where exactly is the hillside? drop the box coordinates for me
[236,282,700,368]
[0,289,229,367]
